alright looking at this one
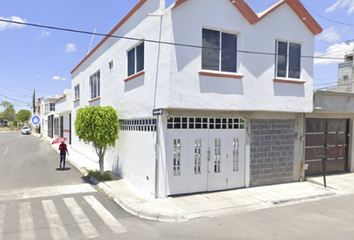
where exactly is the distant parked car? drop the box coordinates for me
[21,126,31,135]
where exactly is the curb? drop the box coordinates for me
[95,179,188,222]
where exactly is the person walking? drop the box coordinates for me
[58,141,69,169]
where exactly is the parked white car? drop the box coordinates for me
[21,126,31,135]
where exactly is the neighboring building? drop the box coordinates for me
[35,98,42,133]
[305,90,354,176]
[328,53,354,93]
[40,95,63,139]
[69,0,324,197]
[55,89,72,144]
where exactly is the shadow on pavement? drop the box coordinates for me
[56,167,71,171]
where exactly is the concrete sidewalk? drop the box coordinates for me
[41,135,354,222]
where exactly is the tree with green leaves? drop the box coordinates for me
[32,89,36,114]
[0,101,16,121]
[17,109,32,123]
[75,106,119,175]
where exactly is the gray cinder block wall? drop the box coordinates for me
[249,119,295,186]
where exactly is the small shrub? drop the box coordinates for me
[88,170,112,182]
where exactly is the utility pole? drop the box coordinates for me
[344,40,354,93]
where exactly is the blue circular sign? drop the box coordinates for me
[31,115,41,126]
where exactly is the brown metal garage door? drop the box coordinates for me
[305,119,349,176]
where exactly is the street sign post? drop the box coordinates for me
[152,108,163,198]
[31,115,41,126]
[152,108,163,116]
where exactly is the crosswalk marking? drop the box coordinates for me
[63,197,100,239]
[0,205,5,240]
[84,195,127,234]
[19,202,36,240]
[0,184,96,201]
[42,200,70,240]
[0,196,127,239]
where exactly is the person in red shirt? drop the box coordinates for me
[58,141,69,168]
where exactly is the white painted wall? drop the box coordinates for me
[71,0,163,192]
[161,0,315,112]
[70,0,318,196]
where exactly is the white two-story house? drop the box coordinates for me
[70,0,323,197]
[40,95,63,139]
[54,89,73,144]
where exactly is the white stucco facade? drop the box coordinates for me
[55,89,72,144]
[69,0,322,197]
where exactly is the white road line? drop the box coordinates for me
[19,202,36,240]
[42,200,69,240]
[0,184,96,201]
[84,195,127,234]
[4,147,8,155]
[64,197,100,239]
[0,205,6,240]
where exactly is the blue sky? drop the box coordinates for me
[1,0,354,113]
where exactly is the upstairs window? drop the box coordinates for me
[202,28,237,73]
[50,103,55,112]
[127,42,144,77]
[74,84,80,100]
[276,40,301,79]
[90,71,100,99]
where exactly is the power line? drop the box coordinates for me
[301,1,354,27]
[0,84,58,96]
[0,94,30,104]
[0,18,344,61]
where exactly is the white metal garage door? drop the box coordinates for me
[166,117,245,195]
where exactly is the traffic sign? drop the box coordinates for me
[31,115,41,125]
[152,108,163,116]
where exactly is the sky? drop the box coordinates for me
[1,0,354,113]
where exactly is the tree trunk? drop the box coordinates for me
[99,154,104,175]
[96,147,106,175]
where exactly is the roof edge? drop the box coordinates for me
[286,0,323,35]
[71,0,148,74]
[173,0,322,35]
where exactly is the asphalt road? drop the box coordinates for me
[1,131,354,240]
[0,131,85,191]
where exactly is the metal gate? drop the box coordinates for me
[305,119,349,176]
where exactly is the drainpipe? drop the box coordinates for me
[148,0,165,198]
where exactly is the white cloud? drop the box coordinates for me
[36,30,51,40]
[325,0,341,13]
[53,76,66,81]
[314,42,353,65]
[325,0,354,14]
[0,16,26,31]
[317,27,341,43]
[65,43,77,53]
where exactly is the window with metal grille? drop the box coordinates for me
[167,117,245,129]
[119,119,156,132]
[173,139,181,176]
[194,139,202,174]
[214,138,221,173]
[233,138,239,172]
